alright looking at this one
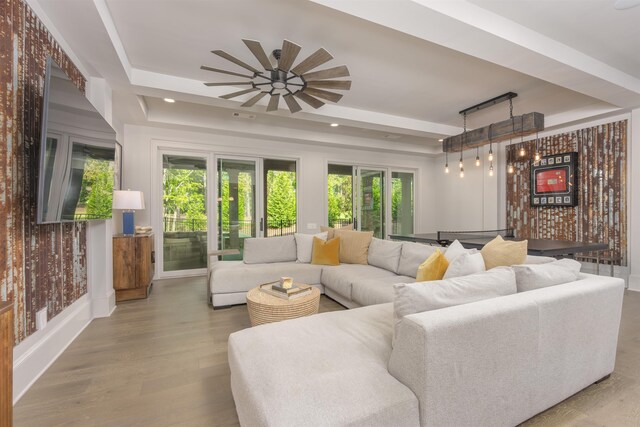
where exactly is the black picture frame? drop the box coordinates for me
[530,151,578,207]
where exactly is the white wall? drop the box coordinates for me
[629,108,639,290]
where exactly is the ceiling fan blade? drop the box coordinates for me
[241,91,268,107]
[267,94,280,112]
[200,65,254,79]
[211,49,261,73]
[294,91,325,109]
[306,80,351,90]
[219,87,259,99]
[278,40,302,73]
[242,39,274,71]
[283,94,302,113]
[290,48,333,76]
[302,65,350,80]
[303,88,343,103]
[204,81,254,86]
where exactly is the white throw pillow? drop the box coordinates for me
[513,258,582,292]
[393,267,517,342]
[294,232,328,263]
[443,239,467,262]
[443,251,486,279]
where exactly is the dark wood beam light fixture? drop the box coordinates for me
[442,92,544,153]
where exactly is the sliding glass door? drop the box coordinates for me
[263,159,297,237]
[327,164,413,239]
[217,158,258,260]
[162,154,208,272]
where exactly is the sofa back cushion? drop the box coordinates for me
[243,235,297,264]
[397,242,439,278]
[513,258,581,292]
[333,229,374,264]
[294,232,328,263]
[393,267,517,340]
[367,238,403,273]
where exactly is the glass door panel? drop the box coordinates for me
[359,168,385,238]
[162,155,208,272]
[327,164,354,228]
[391,172,414,235]
[218,158,257,260]
[263,159,297,237]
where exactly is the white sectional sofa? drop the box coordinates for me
[209,235,428,308]
[228,272,625,426]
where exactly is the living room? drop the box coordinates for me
[1,0,639,425]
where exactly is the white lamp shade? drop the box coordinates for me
[112,190,145,210]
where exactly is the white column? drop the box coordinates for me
[629,109,640,291]
[87,220,116,316]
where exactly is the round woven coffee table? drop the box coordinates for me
[246,286,321,326]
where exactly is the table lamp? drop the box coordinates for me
[112,190,145,235]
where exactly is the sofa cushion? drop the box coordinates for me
[228,303,420,427]
[210,261,323,294]
[481,235,527,269]
[524,255,556,264]
[311,236,340,266]
[320,223,354,239]
[393,267,517,339]
[334,229,374,265]
[513,258,582,292]
[243,235,297,264]
[397,242,440,278]
[443,251,486,279]
[294,232,328,263]
[416,249,448,282]
[322,264,396,300]
[352,275,415,307]
[368,238,403,273]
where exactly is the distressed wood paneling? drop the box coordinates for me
[506,120,627,265]
[0,0,87,344]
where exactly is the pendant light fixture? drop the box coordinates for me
[475,146,480,167]
[534,131,541,162]
[459,112,466,178]
[488,123,494,176]
[507,99,515,174]
[445,150,449,173]
[518,115,526,157]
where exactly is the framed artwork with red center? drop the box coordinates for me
[530,152,578,207]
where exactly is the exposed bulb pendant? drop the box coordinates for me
[518,115,525,157]
[488,123,494,162]
[534,130,540,161]
[475,147,480,166]
[519,146,526,157]
[534,152,541,162]
[459,112,466,172]
[489,163,494,177]
[459,166,464,178]
[488,149,493,162]
[508,164,514,174]
[445,164,449,174]
[444,150,449,173]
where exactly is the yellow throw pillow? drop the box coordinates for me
[333,229,374,264]
[416,249,449,282]
[320,223,354,240]
[311,236,340,266]
[481,235,528,269]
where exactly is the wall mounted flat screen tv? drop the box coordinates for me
[37,57,120,224]
[530,152,578,207]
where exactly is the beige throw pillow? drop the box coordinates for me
[480,235,527,269]
[320,223,354,239]
[333,229,373,264]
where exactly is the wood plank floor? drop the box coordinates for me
[13,278,640,426]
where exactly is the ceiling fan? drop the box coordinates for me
[201,39,351,113]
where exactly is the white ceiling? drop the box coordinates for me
[31,0,640,155]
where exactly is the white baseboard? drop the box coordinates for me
[13,294,93,404]
[91,289,116,318]
[628,274,640,291]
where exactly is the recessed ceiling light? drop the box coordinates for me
[330,123,339,127]
[438,138,444,142]
[164,98,175,103]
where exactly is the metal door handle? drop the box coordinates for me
[260,218,264,232]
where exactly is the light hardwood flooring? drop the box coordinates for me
[13,278,640,426]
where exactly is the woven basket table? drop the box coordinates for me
[246,286,321,326]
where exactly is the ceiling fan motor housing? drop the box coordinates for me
[271,69,288,89]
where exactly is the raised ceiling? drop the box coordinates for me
[31,0,640,155]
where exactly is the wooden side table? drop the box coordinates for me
[246,286,321,326]
[113,233,155,302]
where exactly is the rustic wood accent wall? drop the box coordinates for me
[506,120,627,265]
[0,0,88,344]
